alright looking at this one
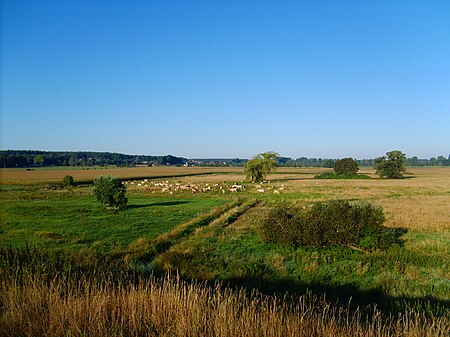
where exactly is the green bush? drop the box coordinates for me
[334,157,358,175]
[63,175,74,188]
[261,200,400,250]
[93,175,128,210]
[260,204,299,246]
[315,172,371,179]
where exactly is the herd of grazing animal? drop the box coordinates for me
[124,179,286,195]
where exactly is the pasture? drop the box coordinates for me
[1,166,449,336]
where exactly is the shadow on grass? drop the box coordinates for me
[268,177,308,182]
[3,246,447,320]
[214,275,450,318]
[128,201,190,209]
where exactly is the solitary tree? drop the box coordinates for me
[63,175,74,188]
[334,157,359,175]
[374,150,407,179]
[245,152,279,182]
[93,175,128,210]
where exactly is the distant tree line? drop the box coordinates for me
[280,156,450,167]
[0,151,187,168]
[189,158,248,167]
[1,150,449,168]
[189,156,450,168]
[406,156,450,167]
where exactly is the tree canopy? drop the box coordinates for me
[245,152,279,182]
[374,150,407,179]
[93,175,128,210]
[334,157,359,175]
[63,175,74,188]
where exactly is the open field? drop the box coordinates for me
[0,166,244,184]
[1,166,449,335]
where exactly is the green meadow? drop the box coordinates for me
[0,186,227,252]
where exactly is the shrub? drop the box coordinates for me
[93,175,128,210]
[315,158,369,179]
[315,172,371,179]
[260,204,299,246]
[304,200,385,247]
[334,158,358,175]
[261,200,400,250]
[63,175,74,188]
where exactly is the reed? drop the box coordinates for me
[1,271,448,337]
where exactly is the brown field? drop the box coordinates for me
[0,166,244,184]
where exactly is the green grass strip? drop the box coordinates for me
[125,199,243,262]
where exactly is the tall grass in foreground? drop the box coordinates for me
[1,272,448,337]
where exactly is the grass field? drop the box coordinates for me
[0,191,228,253]
[1,166,449,335]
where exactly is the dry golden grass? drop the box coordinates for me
[272,167,450,232]
[0,166,244,184]
[378,195,450,231]
[1,273,448,337]
[183,167,450,232]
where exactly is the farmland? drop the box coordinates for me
[1,166,449,336]
[0,166,244,184]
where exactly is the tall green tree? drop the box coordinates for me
[245,152,279,182]
[374,150,407,179]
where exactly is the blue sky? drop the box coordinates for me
[1,0,449,159]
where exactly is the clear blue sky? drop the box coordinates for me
[1,0,449,159]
